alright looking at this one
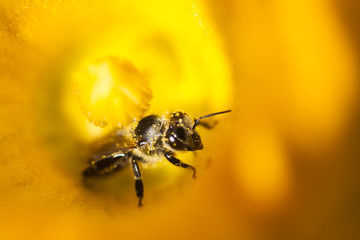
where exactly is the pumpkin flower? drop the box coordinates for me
[0,0,359,239]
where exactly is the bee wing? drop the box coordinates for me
[88,129,136,158]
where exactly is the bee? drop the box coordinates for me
[82,109,231,207]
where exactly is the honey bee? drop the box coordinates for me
[83,110,231,207]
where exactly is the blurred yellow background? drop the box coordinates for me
[0,0,359,239]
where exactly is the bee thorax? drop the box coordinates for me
[132,114,168,163]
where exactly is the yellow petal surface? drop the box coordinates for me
[1,0,359,239]
[73,57,152,128]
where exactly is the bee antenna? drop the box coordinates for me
[192,110,231,129]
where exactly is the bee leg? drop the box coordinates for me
[197,120,217,129]
[131,157,144,208]
[164,153,197,179]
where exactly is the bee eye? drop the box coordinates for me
[174,127,186,140]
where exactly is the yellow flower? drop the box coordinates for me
[0,0,359,239]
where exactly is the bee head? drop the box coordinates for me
[165,112,203,151]
[165,110,231,151]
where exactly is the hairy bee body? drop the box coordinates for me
[83,110,230,207]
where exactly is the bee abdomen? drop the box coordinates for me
[84,153,128,177]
